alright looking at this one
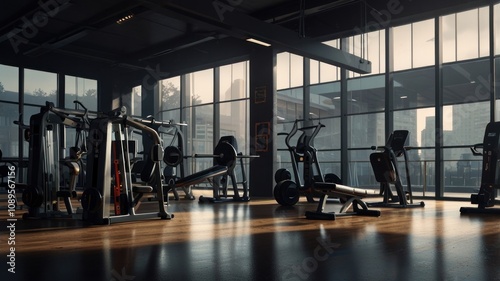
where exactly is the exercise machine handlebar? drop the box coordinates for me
[470,143,483,156]
[134,116,187,127]
[281,120,324,150]
[371,145,414,151]
[46,101,88,118]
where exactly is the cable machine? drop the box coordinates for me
[81,109,173,224]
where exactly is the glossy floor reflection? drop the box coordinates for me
[1,193,500,281]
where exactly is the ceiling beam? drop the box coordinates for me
[141,0,371,74]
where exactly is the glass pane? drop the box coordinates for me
[412,19,435,68]
[310,59,319,84]
[367,30,385,75]
[310,82,341,118]
[131,85,141,117]
[321,40,340,83]
[347,34,363,78]
[347,149,377,188]
[393,67,435,110]
[275,121,297,151]
[220,100,248,154]
[495,4,500,55]
[479,7,489,57]
[347,75,385,114]
[277,52,290,90]
[277,88,303,122]
[443,59,490,105]
[65,76,98,111]
[442,14,456,63]
[347,113,384,148]
[0,64,18,103]
[193,104,213,153]
[443,102,489,146]
[0,102,19,157]
[319,62,339,83]
[159,76,181,117]
[407,148,435,197]
[159,109,180,125]
[443,147,482,197]
[219,61,248,102]
[496,58,500,120]
[394,108,435,147]
[191,104,213,173]
[312,117,340,150]
[187,69,213,104]
[457,9,479,61]
[24,68,57,105]
[290,54,303,88]
[316,150,341,179]
[393,24,412,71]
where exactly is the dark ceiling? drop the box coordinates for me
[0,0,494,85]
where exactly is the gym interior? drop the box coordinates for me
[1,0,500,280]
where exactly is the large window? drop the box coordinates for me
[159,76,181,122]
[277,88,304,122]
[347,75,385,114]
[277,52,303,90]
[346,30,386,77]
[347,113,385,149]
[65,76,97,111]
[0,64,19,157]
[219,61,249,153]
[64,76,97,157]
[131,85,141,117]
[154,62,251,179]
[185,69,214,173]
[309,82,341,119]
[393,19,435,71]
[275,5,500,198]
[442,7,489,63]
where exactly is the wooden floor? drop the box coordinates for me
[1,191,500,281]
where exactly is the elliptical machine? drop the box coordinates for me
[274,119,341,205]
[460,122,500,214]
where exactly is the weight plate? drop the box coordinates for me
[81,188,102,212]
[163,146,183,167]
[276,180,300,206]
[22,186,43,208]
[274,168,291,184]
[324,173,342,184]
[213,141,237,169]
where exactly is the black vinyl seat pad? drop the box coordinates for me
[313,182,380,197]
[175,165,228,187]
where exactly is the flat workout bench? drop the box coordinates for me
[305,182,381,220]
[169,141,237,189]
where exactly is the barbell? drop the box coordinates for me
[163,141,239,168]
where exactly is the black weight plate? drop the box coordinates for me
[163,146,183,167]
[324,173,342,184]
[277,180,300,206]
[22,186,43,208]
[213,141,237,169]
[81,188,102,212]
[274,168,291,184]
